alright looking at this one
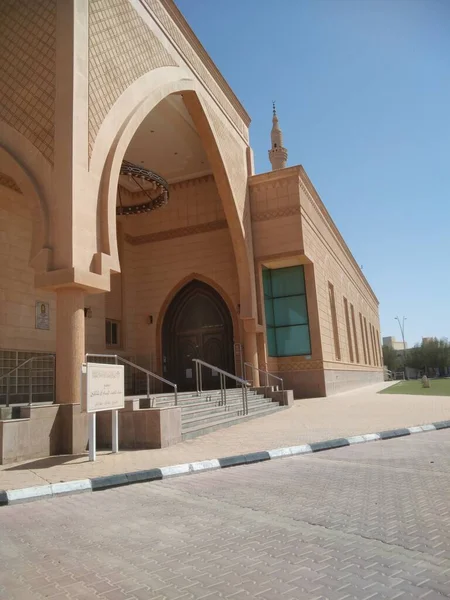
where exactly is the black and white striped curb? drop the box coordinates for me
[1,420,450,507]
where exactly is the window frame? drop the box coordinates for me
[105,319,121,348]
[350,303,360,363]
[359,312,368,364]
[328,282,341,361]
[343,297,354,363]
[263,266,311,358]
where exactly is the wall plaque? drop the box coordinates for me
[35,301,50,330]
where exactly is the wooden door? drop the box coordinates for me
[162,280,234,391]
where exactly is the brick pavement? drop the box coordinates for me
[1,429,450,599]
[2,381,450,492]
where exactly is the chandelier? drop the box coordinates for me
[117,160,169,216]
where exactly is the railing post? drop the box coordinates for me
[6,376,10,408]
[194,361,198,396]
[146,374,150,406]
[223,374,227,407]
[174,384,178,406]
[199,363,203,395]
[52,355,56,403]
[28,362,33,407]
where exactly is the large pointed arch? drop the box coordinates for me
[90,66,255,318]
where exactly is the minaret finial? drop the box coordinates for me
[272,101,276,117]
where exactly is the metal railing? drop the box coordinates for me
[244,362,284,394]
[233,342,244,379]
[193,358,250,416]
[0,355,55,407]
[86,354,178,406]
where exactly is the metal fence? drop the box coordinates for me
[0,350,55,405]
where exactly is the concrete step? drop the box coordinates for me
[180,397,276,419]
[181,405,287,440]
[128,390,262,409]
[127,388,252,402]
[156,393,266,411]
[181,401,281,429]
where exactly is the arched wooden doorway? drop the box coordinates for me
[162,280,234,391]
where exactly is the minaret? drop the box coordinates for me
[268,102,288,170]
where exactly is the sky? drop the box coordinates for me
[175,0,450,347]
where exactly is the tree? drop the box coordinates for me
[382,345,400,372]
[406,338,450,375]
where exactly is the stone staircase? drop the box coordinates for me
[134,388,287,440]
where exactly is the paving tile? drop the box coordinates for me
[2,430,450,600]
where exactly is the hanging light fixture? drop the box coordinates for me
[117,160,169,216]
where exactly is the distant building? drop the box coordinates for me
[383,336,407,351]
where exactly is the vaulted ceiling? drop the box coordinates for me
[122,93,211,188]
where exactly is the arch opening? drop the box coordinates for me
[162,280,234,391]
[91,82,247,379]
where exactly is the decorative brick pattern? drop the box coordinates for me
[102,174,239,364]
[301,205,381,368]
[144,0,250,141]
[0,0,56,164]
[299,168,377,305]
[202,98,248,215]
[252,206,300,221]
[0,173,22,195]
[88,0,177,155]
[0,186,56,353]
[268,357,324,372]
[125,219,227,245]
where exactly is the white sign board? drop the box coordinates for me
[82,363,125,413]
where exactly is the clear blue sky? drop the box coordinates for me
[176,0,450,347]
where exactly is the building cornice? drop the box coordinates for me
[248,165,302,187]
[297,166,379,305]
[249,164,379,305]
[158,0,251,128]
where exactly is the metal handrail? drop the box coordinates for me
[193,358,250,416]
[233,342,244,379]
[244,362,284,394]
[0,355,55,407]
[85,354,178,406]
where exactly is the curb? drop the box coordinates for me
[1,420,449,507]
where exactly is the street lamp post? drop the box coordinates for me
[395,316,407,379]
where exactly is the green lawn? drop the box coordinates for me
[380,378,450,396]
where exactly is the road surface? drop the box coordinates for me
[1,429,450,599]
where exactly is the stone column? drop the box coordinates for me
[256,332,267,370]
[244,330,260,387]
[56,287,85,404]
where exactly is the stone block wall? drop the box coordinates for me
[0,185,56,353]
[88,175,240,372]
[299,171,383,376]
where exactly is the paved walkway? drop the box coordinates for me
[1,381,450,491]
[1,429,450,599]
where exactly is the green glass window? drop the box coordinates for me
[263,266,311,357]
